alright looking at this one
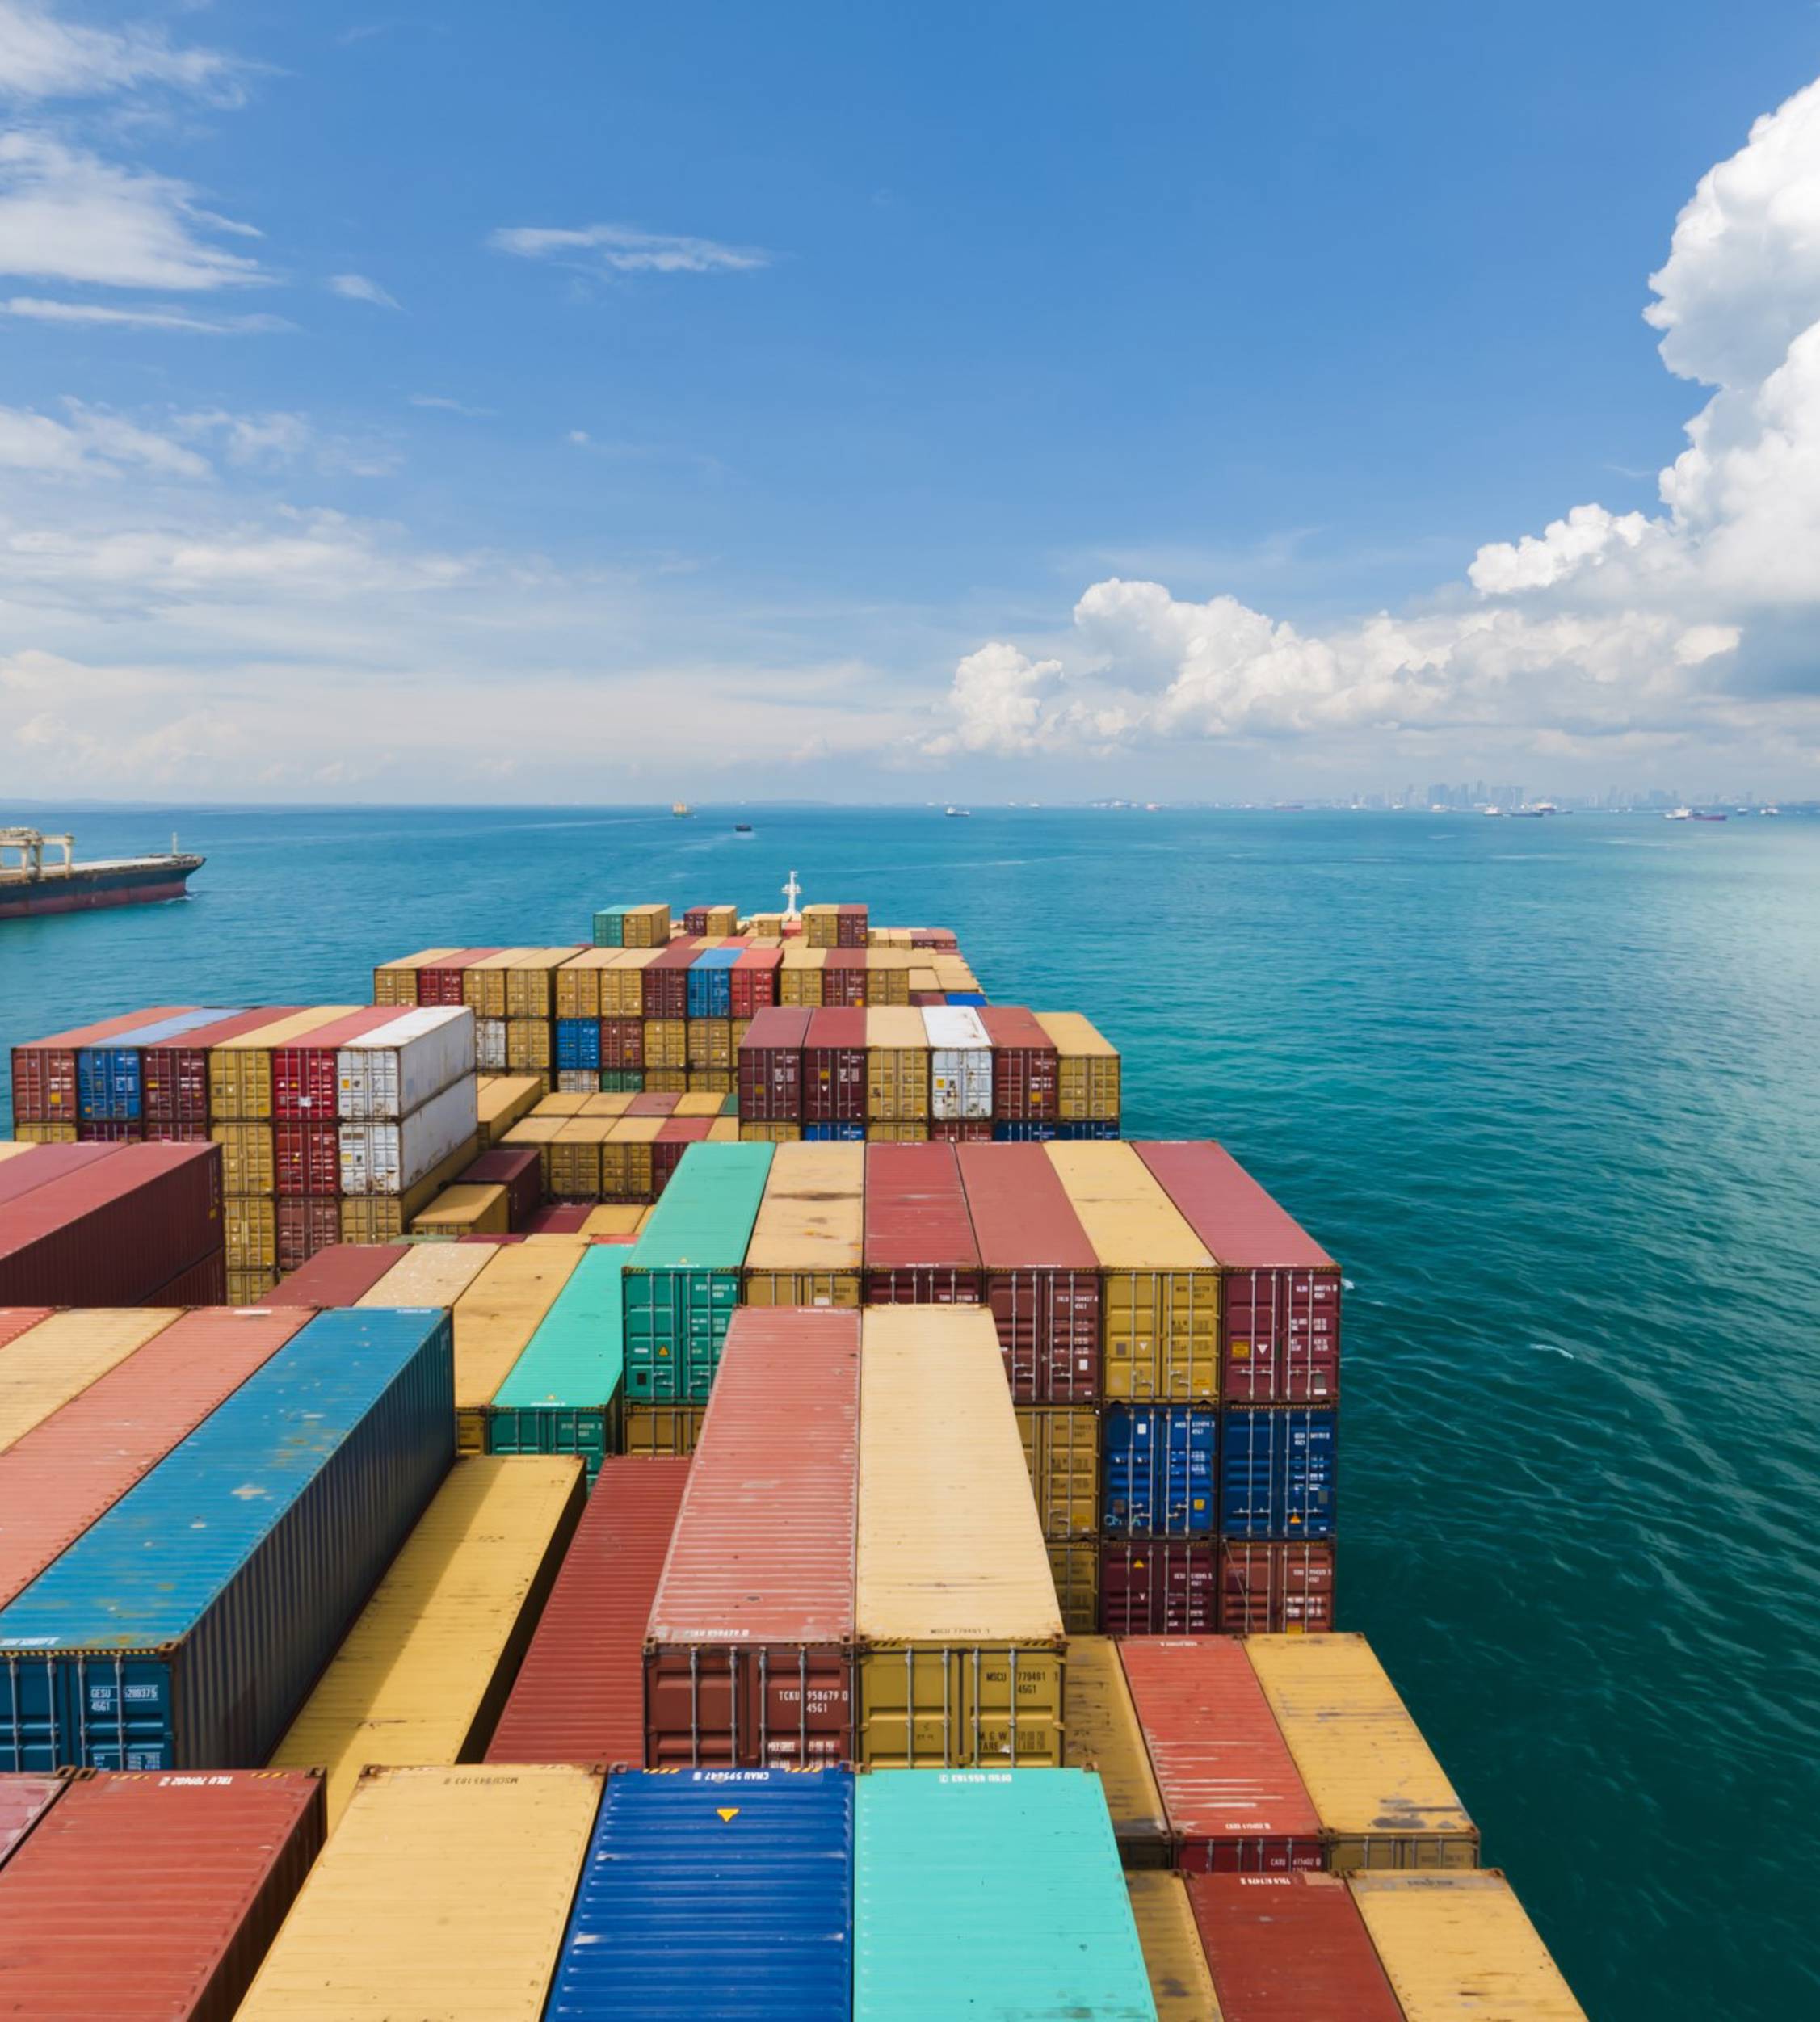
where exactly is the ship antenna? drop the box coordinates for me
[782,870,801,922]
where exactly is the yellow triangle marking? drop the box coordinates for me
[717,1806,739,1823]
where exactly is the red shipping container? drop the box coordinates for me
[0,1144,120,1210]
[11,1007,191,1125]
[0,1775,63,1871]
[822,948,868,1007]
[729,946,782,1019]
[738,1007,811,1123]
[460,1146,543,1229]
[1218,1540,1337,1635]
[271,1005,398,1121]
[652,1117,712,1197]
[864,1141,981,1303]
[836,903,868,948]
[803,1007,867,1125]
[416,948,502,1007]
[0,1141,222,1305]
[0,1310,53,1352]
[141,1008,292,1129]
[1099,1540,1217,1636]
[909,928,956,950]
[645,1308,860,1767]
[1119,1638,1323,1872]
[74,1119,143,1144]
[142,1122,212,1144]
[142,1248,228,1307]
[927,1120,992,1143]
[1137,1143,1341,1403]
[956,1143,1099,1401]
[265,1242,401,1307]
[909,990,944,1007]
[599,1017,645,1070]
[1187,1873,1402,2022]
[0,1305,309,1608]
[274,1122,339,1198]
[624,1091,682,1117]
[524,1203,591,1234]
[641,937,704,1021]
[0,1767,326,2022]
[979,1007,1060,1121]
[275,1196,341,1274]
[487,1456,690,1766]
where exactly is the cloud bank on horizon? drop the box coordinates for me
[931,79,1820,778]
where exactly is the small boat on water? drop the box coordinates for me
[671,801,692,818]
[734,822,753,834]
[0,827,203,920]
[944,806,971,818]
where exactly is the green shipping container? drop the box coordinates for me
[487,1246,627,1482]
[855,1769,1157,2020]
[593,905,628,947]
[623,1141,775,1402]
[599,1070,645,1092]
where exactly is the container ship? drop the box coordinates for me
[0,826,203,919]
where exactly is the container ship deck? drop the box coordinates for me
[0,827,203,919]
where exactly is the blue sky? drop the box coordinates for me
[3,2,1820,800]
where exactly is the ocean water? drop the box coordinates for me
[3,801,1817,2016]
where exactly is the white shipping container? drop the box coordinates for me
[556,1070,598,1094]
[338,1076,480,1196]
[338,1006,477,1119]
[477,1019,509,1070]
[921,1006,994,1120]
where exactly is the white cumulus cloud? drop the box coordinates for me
[0,397,208,477]
[0,1,242,103]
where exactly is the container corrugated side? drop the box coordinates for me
[1245,1633,1478,1871]
[234,1763,600,2022]
[0,1306,453,1772]
[1348,1871,1587,2020]
[208,1007,362,1122]
[336,1006,477,1120]
[1188,1872,1403,2021]
[1065,1634,1171,1869]
[742,1139,864,1305]
[12,1007,191,1125]
[1035,1009,1122,1120]
[646,1309,860,1767]
[338,1076,481,1195]
[270,1456,584,1823]
[1018,1403,1099,1538]
[487,1246,627,1479]
[854,1768,1152,2021]
[1126,1873,1223,2022]
[1218,1539,1337,1634]
[855,1305,1063,1767]
[0,1309,180,1454]
[624,1403,704,1454]
[0,1142,224,1307]
[862,1140,981,1304]
[452,1242,587,1452]
[956,1141,1101,1402]
[372,947,461,1004]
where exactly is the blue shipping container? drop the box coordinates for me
[75,1008,237,1122]
[1056,1120,1120,1141]
[946,992,990,1007]
[991,1120,1057,1143]
[1220,1406,1337,1539]
[685,946,741,1020]
[1102,1405,1217,1536]
[804,1122,866,1142]
[0,1306,453,1771]
[556,1018,602,1071]
[545,1768,853,2020]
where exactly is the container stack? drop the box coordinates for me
[0,1140,227,1304]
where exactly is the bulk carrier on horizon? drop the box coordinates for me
[0,827,204,920]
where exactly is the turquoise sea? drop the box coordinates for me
[2,802,1817,2017]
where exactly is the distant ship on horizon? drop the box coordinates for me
[0,827,204,920]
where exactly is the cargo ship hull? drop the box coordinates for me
[0,855,204,919]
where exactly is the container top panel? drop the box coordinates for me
[626,1142,775,1272]
[14,1007,191,1053]
[90,1006,243,1050]
[1347,1872,1587,2020]
[212,1005,364,1052]
[742,1007,814,1049]
[490,1245,625,1409]
[0,1145,120,1211]
[1035,1010,1118,1057]
[1125,1872,1223,2022]
[1045,1141,1213,1271]
[864,1007,928,1049]
[1189,1873,1403,2021]
[955,1142,1099,1270]
[862,1141,980,1272]
[263,1244,402,1307]
[358,1241,496,1308]
[0,1309,180,1452]
[744,1141,864,1273]
[805,1007,867,1046]
[920,1005,991,1050]
[145,1006,298,1053]
[1135,1142,1337,1272]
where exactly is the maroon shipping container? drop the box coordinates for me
[0,1309,53,1352]
[74,1119,143,1144]
[460,1146,543,1230]
[1118,1638,1323,1872]
[652,1118,712,1197]
[271,1005,399,1121]
[1137,1142,1341,1403]
[821,948,868,1008]
[599,1017,645,1071]
[488,1456,690,1766]
[909,990,945,1007]
[525,1203,592,1235]
[142,1122,212,1144]
[1099,1540,1217,1636]
[1187,1873,1403,2022]
[141,1008,292,1129]
[142,1248,229,1306]
[730,946,782,1019]
[274,1122,339,1199]
[956,1143,1099,1402]
[864,1141,981,1303]
[645,1308,860,1767]
[641,937,704,1021]
[0,1144,120,1210]
[979,1007,1060,1122]
[802,1008,867,1126]
[0,1775,63,1871]
[909,928,956,950]
[10,1007,191,1125]
[0,1141,222,1305]
[416,948,502,1007]
[1219,1540,1337,1635]
[0,1768,326,2022]
[0,1305,309,1608]
[275,1196,341,1274]
[836,904,868,948]
[625,1091,683,1118]
[738,1007,811,1123]
[265,1242,401,1307]
[928,1120,992,1143]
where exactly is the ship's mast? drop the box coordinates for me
[782,870,802,923]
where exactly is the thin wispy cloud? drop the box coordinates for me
[409,393,494,417]
[0,294,289,332]
[328,271,400,309]
[489,222,771,275]
[0,0,246,104]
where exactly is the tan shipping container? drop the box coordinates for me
[374,948,460,1007]
[1127,1873,1225,2021]
[503,1019,550,1072]
[855,1305,1065,1767]
[579,1202,646,1238]
[506,948,585,1022]
[600,1114,663,1200]
[452,1242,588,1452]
[619,902,670,948]
[210,1007,361,1121]
[672,1091,725,1118]
[865,1006,931,1120]
[227,1267,279,1305]
[863,947,914,1006]
[801,902,841,948]
[234,1763,600,2022]
[535,1092,592,1117]
[554,948,613,1019]
[644,1019,688,1070]
[1036,1011,1122,1120]
[598,946,661,1017]
[461,949,539,1021]
[705,1116,739,1141]
[477,1074,545,1146]
[1046,1141,1219,1400]
[740,1120,803,1143]
[11,1121,78,1144]
[624,1402,704,1455]
[411,1183,510,1238]
[687,1070,734,1095]
[908,965,940,995]
[580,1091,637,1118]
[1348,1872,1584,2020]
[211,1120,275,1196]
[742,1139,864,1305]
[1246,1634,1479,1872]
[0,1309,177,1453]
[866,1122,930,1143]
[779,944,828,1007]
[644,1068,688,1095]
[225,1194,277,1272]
[549,1116,608,1200]
[1018,1404,1101,1539]
[687,1018,733,1070]
[360,1240,497,1308]
[502,1115,568,1192]
[338,1135,480,1242]
[1048,1540,1099,1635]
[1066,1635,1171,1867]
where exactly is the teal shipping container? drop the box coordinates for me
[855,1768,1158,2021]
[624,1142,774,1402]
[488,1246,627,1481]
[593,905,628,947]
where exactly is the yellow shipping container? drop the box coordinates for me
[643,1067,688,1095]
[503,1019,550,1072]
[506,948,584,1022]
[802,902,841,948]
[410,1183,510,1238]
[0,1309,176,1452]
[698,904,738,935]
[225,1194,277,1272]
[360,1240,496,1307]
[270,1457,586,1824]
[598,947,659,1017]
[579,1203,646,1238]
[210,1121,274,1197]
[580,1091,637,1118]
[460,949,536,1021]
[553,948,620,1020]
[1018,1405,1101,1539]
[600,1114,663,1200]
[1246,1634,1479,1872]
[855,1305,1065,1767]
[234,1763,600,2022]
[686,1018,733,1070]
[544,1116,606,1200]
[746,913,784,937]
[778,944,827,1007]
[865,1122,930,1143]
[1348,1872,1584,2020]
[644,1019,687,1070]
[865,1006,931,1120]
[706,1116,739,1141]
[907,965,940,995]
[1045,1142,1219,1401]
[620,902,670,948]
[534,1092,591,1117]
[1046,1541,1099,1634]
[624,1402,704,1454]
[1062,1636,1170,1864]
[452,1243,588,1452]
[338,1135,481,1244]
[740,1120,802,1143]
[373,948,459,1007]
[671,1091,724,1118]
[742,1140,864,1306]
[1127,1873,1225,2022]
[227,1267,278,1305]
[502,1116,567,1192]
[11,1121,78,1144]
[477,1074,545,1146]
[1036,1011,1122,1120]
[209,1007,360,1122]
[687,1070,734,1095]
